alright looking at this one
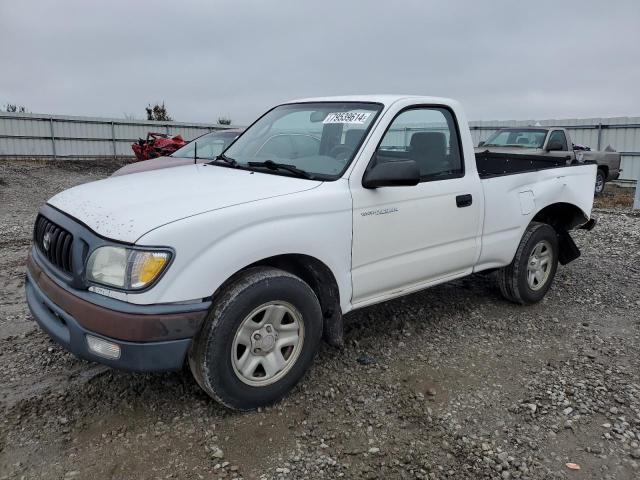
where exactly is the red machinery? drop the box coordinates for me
[132,132,186,161]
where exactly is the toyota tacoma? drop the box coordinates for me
[26,95,597,409]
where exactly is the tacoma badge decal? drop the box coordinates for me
[361,207,398,217]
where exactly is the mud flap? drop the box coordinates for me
[580,217,597,231]
[323,309,344,348]
[557,230,581,265]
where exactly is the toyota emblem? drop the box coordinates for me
[43,232,51,251]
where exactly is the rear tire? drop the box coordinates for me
[497,222,559,305]
[595,169,606,195]
[189,267,323,410]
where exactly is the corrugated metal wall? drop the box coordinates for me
[0,112,238,159]
[1,111,638,182]
[469,117,640,182]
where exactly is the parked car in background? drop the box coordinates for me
[476,127,621,194]
[113,129,244,176]
[131,132,187,161]
[27,95,596,410]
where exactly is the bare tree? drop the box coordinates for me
[4,103,29,113]
[217,116,232,125]
[145,102,172,121]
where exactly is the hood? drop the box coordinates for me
[48,163,321,243]
[110,156,199,177]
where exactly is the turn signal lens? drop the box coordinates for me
[130,251,170,289]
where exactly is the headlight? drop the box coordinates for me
[86,246,171,290]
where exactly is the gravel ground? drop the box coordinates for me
[1,160,639,480]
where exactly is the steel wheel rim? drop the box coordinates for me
[231,301,305,387]
[527,240,553,291]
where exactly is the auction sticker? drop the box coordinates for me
[323,112,371,124]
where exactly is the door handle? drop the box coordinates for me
[456,194,473,208]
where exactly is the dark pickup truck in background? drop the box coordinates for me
[476,127,621,194]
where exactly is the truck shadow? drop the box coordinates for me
[342,273,502,343]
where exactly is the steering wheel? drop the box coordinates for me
[328,144,353,162]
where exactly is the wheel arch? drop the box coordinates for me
[214,253,344,347]
[531,202,589,265]
[532,202,589,232]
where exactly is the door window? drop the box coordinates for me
[547,130,568,150]
[374,107,463,181]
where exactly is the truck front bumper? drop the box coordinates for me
[26,254,209,372]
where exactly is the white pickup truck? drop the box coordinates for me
[26,95,597,409]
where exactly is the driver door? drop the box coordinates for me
[350,107,482,305]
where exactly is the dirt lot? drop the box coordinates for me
[1,160,639,480]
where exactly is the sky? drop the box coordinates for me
[1,0,639,125]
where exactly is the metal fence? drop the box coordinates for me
[469,117,640,183]
[1,111,638,182]
[0,112,238,159]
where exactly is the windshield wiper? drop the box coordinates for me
[247,160,314,179]
[209,153,238,167]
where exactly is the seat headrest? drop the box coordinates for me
[409,132,446,155]
[345,129,364,148]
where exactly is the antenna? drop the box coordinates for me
[194,141,197,165]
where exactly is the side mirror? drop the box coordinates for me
[478,141,485,147]
[362,159,420,189]
[546,141,564,152]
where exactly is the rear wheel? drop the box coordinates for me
[188,267,323,410]
[595,169,606,195]
[497,222,559,305]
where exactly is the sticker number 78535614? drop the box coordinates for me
[323,112,372,124]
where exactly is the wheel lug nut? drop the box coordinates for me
[254,347,261,353]
[266,326,272,333]
[254,333,261,340]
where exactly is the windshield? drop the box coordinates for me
[171,130,240,159]
[483,129,547,148]
[222,102,383,179]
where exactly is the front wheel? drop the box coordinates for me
[188,267,323,410]
[497,222,559,305]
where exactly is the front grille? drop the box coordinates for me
[34,215,74,274]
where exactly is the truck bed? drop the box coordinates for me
[473,158,597,273]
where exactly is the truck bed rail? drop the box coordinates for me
[475,151,582,179]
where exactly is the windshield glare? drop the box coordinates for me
[171,131,239,159]
[484,129,547,148]
[223,102,382,179]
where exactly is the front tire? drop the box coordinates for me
[497,222,559,305]
[188,267,323,410]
